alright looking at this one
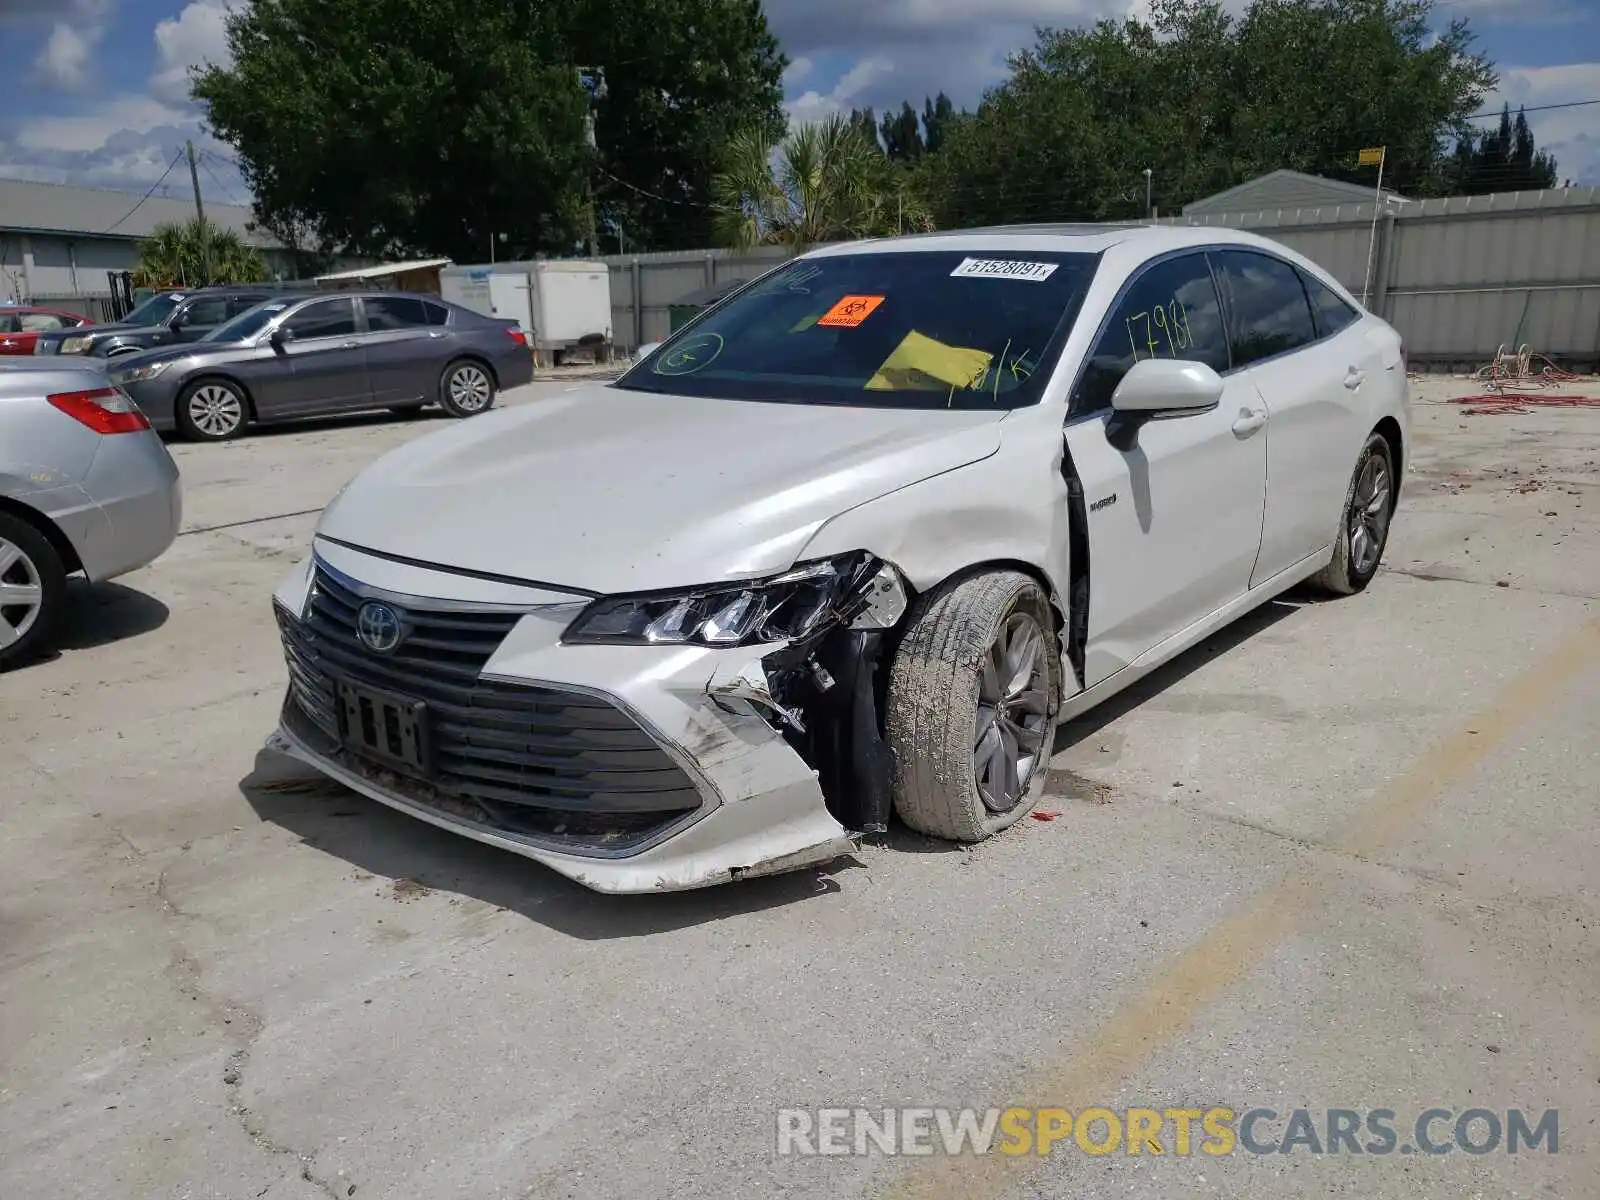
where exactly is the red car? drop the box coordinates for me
[0,306,94,356]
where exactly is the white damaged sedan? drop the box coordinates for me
[269,224,1408,892]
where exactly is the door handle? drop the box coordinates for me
[342,341,360,349]
[1231,408,1268,436]
[1344,367,1365,389]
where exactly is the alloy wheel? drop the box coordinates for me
[974,610,1052,813]
[1348,452,1392,575]
[448,365,492,412]
[188,384,245,438]
[0,537,45,651]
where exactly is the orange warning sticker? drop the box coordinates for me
[816,294,886,328]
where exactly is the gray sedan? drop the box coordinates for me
[0,360,181,668]
[107,291,536,441]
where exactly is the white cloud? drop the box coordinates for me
[782,56,814,88]
[1486,62,1600,185]
[786,55,897,128]
[150,0,234,106]
[35,22,101,91]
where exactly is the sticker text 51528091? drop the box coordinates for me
[950,258,1059,283]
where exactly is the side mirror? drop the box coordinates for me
[1105,358,1223,450]
[634,341,661,361]
[269,326,295,348]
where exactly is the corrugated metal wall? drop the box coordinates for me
[596,188,1600,370]
[597,245,793,348]
[1160,186,1600,370]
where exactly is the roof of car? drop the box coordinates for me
[802,223,1274,259]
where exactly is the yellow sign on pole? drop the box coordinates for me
[1357,147,1385,166]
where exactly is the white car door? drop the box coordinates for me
[1210,250,1370,586]
[1063,250,1269,688]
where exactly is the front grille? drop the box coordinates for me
[275,565,703,849]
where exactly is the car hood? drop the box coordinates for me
[42,322,149,341]
[316,383,1006,595]
[109,343,216,370]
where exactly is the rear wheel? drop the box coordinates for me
[1309,432,1396,595]
[0,512,68,670]
[439,360,495,418]
[886,571,1062,842]
[176,379,249,442]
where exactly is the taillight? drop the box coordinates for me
[47,386,151,434]
[505,327,529,347]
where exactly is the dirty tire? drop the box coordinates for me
[887,571,1062,842]
[1308,432,1396,596]
[438,359,496,418]
[0,511,68,671]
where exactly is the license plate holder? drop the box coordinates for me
[335,679,430,774]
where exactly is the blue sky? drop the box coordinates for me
[1,0,1596,210]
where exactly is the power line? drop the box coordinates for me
[1464,97,1600,121]
[102,150,186,233]
[198,151,244,206]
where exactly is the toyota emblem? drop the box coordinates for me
[356,601,404,653]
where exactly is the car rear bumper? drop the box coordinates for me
[268,544,857,894]
[75,430,182,581]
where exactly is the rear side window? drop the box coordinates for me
[1299,269,1361,339]
[1073,252,1230,414]
[1212,250,1318,367]
[365,296,431,330]
[227,294,269,317]
[422,301,450,327]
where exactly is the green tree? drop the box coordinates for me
[134,219,267,289]
[1449,103,1559,194]
[921,92,956,154]
[879,101,924,161]
[848,107,882,150]
[193,0,786,259]
[919,0,1498,227]
[710,114,932,250]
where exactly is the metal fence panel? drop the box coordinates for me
[593,188,1600,368]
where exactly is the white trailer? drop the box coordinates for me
[440,260,613,363]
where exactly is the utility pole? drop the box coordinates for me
[578,67,605,258]
[186,140,210,285]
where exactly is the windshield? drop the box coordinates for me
[615,250,1100,410]
[120,294,183,328]
[202,300,291,343]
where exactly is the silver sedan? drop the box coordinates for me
[0,361,182,668]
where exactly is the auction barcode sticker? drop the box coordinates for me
[950,257,1059,282]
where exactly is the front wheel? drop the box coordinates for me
[886,571,1062,842]
[176,378,249,442]
[439,360,496,418]
[0,512,68,670]
[1309,432,1396,595]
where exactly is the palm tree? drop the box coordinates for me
[134,219,268,289]
[712,114,933,250]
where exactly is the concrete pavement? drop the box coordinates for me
[2,377,1596,1199]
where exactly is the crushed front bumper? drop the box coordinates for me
[268,547,860,893]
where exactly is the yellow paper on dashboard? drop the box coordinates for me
[865,329,992,391]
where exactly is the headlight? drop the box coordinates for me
[109,361,168,385]
[59,336,92,354]
[563,553,907,647]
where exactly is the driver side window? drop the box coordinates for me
[1072,253,1229,415]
